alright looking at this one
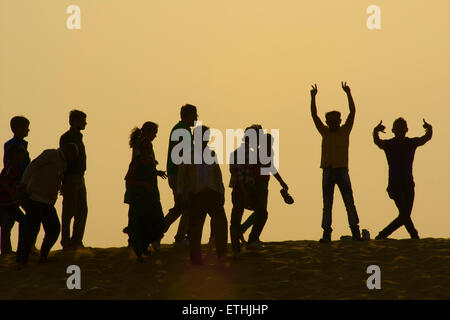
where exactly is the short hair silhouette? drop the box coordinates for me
[393,117,407,128]
[69,110,87,126]
[325,111,341,121]
[180,104,197,120]
[10,116,30,133]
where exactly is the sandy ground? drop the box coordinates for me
[0,238,449,300]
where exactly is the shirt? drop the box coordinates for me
[3,137,30,179]
[59,128,86,176]
[177,148,225,198]
[166,121,193,177]
[228,146,256,188]
[319,122,352,168]
[381,137,420,187]
[21,149,67,205]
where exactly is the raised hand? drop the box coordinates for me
[341,81,351,94]
[310,84,318,97]
[375,120,386,133]
[423,118,432,130]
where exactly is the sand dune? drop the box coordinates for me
[1,238,449,299]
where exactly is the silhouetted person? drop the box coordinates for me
[229,125,269,257]
[124,128,167,262]
[310,82,362,243]
[373,118,433,239]
[2,116,31,253]
[239,133,290,241]
[16,144,79,266]
[59,110,88,250]
[0,145,26,254]
[164,104,197,246]
[123,122,165,247]
[177,125,228,264]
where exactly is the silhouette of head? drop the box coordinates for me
[325,111,341,131]
[10,116,30,138]
[244,124,263,147]
[392,117,408,138]
[69,110,87,131]
[180,104,198,127]
[61,143,79,162]
[142,122,158,141]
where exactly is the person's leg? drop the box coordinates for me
[16,200,42,264]
[61,179,77,248]
[335,169,361,239]
[176,207,190,242]
[40,205,61,260]
[72,176,88,246]
[207,191,228,259]
[321,168,335,240]
[163,175,188,242]
[397,187,418,238]
[208,216,215,245]
[240,212,255,235]
[230,188,245,253]
[401,187,419,239]
[189,193,207,264]
[376,187,405,238]
[128,204,145,258]
[247,185,268,244]
[0,212,14,254]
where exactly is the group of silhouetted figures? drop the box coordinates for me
[0,82,433,266]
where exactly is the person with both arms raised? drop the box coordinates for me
[310,82,363,243]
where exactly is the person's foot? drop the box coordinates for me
[375,233,387,240]
[411,235,420,240]
[71,242,85,249]
[351,226,363,241]
[152,241,161,251]
[208,238,215,249]
[62,243,74,251]
[247,241,264,250]
[320,230,332,243]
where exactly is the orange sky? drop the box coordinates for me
[1,0,449,249]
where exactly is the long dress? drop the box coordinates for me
[124,154,164,257]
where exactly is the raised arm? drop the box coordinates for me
[310,84,325,133]
[417,119,433,146]
[342,81,355,129]
[373,120,387,149]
